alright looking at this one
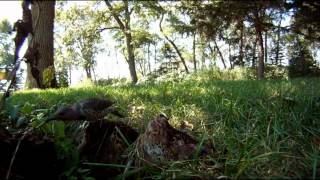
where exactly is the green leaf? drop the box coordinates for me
[20,102,34,115]
[53,121,66,138]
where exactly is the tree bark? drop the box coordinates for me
[26,0,58,88]
[147,43,151,74]
[85,67,92,80]
[264,31,268,64]
[252,38,258,67]
[253,9,265,80]
[239,18,245,66]
[105,0,138,84]
[275,12,282,65]
[154,42,157,65]
[159,13,189,73]
[213,39,226,69]
[68,65,72,85]
[192,31,197,72]
[228,44,233,69]
[208,43,216,67]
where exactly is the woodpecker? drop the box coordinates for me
[47,98,124,122]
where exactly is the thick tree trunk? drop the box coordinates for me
[26,0,57,88]
[124,1,138,83]
[253,10,265,80]
[125,30,138,83]
[213,40,226,69]
[159,14,189,73]
[192,31,197,72]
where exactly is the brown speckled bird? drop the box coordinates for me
[47,98,124,122]
[135,114,213,166]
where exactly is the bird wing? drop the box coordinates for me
[80,98,114,111]
[77,98,115,120]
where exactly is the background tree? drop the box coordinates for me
[104,0,138,84]
[0,20,14,72]
[288,0,320,43]
[287,35,317,77]
[0,19,15,90]
[158,5,189,73]
[55,3,103,81]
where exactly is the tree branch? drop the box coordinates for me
[159,13,189,73]
[96,26,120,33]
[104,0,126,31]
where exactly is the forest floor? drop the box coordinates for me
[2,71,320,179]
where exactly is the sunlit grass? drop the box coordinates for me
[4,70,320,178]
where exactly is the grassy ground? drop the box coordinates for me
[4,71,320,178]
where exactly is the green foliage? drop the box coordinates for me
[264,65,288,80]
[56,67,69,87]
[95,77,128,86]
[288,36,319,78]
[55,3,104,80]
[0,19,12,33]
[0,19,14,71]
[160,43,176,60]
[43,66,56,88]
[290,1,320,42]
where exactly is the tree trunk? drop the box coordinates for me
[275,13,282,65]
[85,67,92,80]
[253,10,265,80]
[239,19,244,66]
[137,60,144,76]
[213,39,226,69]
[252,38,258,67]
[143,54,146,76]
[192,31,197,72]
[147,43,151,74]
[125,29,138,83]
[228,44,233,69]
[105,0,138,84]
[124,1,137,83]
[68,65,72,85]
[275,31,280,65]
[159,13,189,73]
[208,43,216,67]
[154,42,157,65]
[264,31,268,64]
[26,0,58,88]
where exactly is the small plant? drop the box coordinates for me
[43,66,56,88]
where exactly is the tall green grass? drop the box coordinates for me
[4,70,320,178]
